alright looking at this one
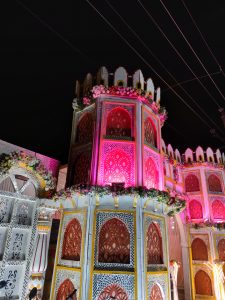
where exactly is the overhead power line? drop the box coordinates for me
[86,0,220,134]
[137,0,221,109]
[159,0,225,102]
[15,0,96,66]
[105,0,224,136]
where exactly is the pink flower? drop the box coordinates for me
[83,97,91,106]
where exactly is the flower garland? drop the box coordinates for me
[0,151,56,196]
[78,85,167,126]
[192,221,225,231]
[53,184,186,216]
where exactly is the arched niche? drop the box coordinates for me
[218,239,225,261]
[73,152,91,185]
[98,283,128,300]
[98,218,130,264]
[56,278,76,300]
[103,148,131,187]
[147,222,163,264]
[76,112,93,144]
[191,238,208,261]
[106,107,131,138]
[144,157,159,189]
[189,200,203,220]
[212,199,225,219]
[195,270,213,296]
[62,218,82,261]
[208,174,222,193]
[144,117,157,148]
[185,174,200,193]
[150,283,163,300]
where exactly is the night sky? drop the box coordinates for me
[1,0,225,163]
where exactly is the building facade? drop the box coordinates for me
[0,66,225,299]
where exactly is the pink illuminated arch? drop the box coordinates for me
[208,174,222,193]
[212,200,225,219]
[150,284,163,300]
[147,222,163,264]
[189,200,203,220]
[103,148,131,186]
[98,218,130,264]
[56,279,76,300]
[195,270,212,296]
[62,218,82,261]
[76,112,93,144]
[98,284,128,300]
[106,107,131,138]
[144,117,157,148]
[191,238,208,261]
[185,174,200,192]
[144,157,159,189]
[218,239,225,261]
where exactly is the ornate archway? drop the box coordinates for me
[150,284,163,300]
[106,107,131,138]
[98,284,128,300]
[62,218,82,261]
[208,174,222,193]
[195,270,213,296]
[189,200,203,220]
[191,238,208,261]
[218,239,225,261]
[185,174,200,192]
[212,200,225,219]
[144,117,157,148]
[144,157,159,189]
[56,279,76,300]
[98,218,130,264]
[147,222,163,264]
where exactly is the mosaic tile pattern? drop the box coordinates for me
[94,211,135,271]
[92,273,135,300]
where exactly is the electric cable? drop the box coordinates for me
[105,0,224,136]
[137,0,221,108]
[86,0,219,133]
[159,0,225,102]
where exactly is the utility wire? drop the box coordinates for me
[180,0,224,74]
[137,0,221,108]
[15,0,96,66]
[105,0,224,136]
[159,0,225,102]
[86,0,218,133]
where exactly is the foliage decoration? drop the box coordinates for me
[53,184,186,216]
[76,85,167,126]
[0,151,56,196]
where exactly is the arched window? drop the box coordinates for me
[191,238,208,261]
[208,174,222,193]
[218,239,225,261]
[144,157,159,189]
[98,284,128,300]
[195,270,213,296]
[185,174,200,192]
[150,284,163,300]
[147,223,163,264]
[98,218,130,264]
[56,279,76,300]
[189,200,203,219]
[144,118,157,148]
[106,107,131,138]
[62,218,82,261]
[73,153,91,185]
[103,149,131,186]
[76,112,93,144]
[212,200,225,219]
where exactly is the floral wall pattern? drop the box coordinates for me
[185,174,200,193]
[212,199,225,219]
[147,273,167,300]
[189,200,203,220]
[146,222,163,264]
[144,117,157,148]
[97,283,128,300]
[56,278,77,300]
[194,270,213,296]
[106,107,131,138]
[191,238,208,261]
[207,174,223,193]
[149,284,163,300]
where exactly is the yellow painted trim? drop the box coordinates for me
[146,271,168,275]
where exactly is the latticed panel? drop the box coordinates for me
[76,112,94,144]
[212,199,225,219]
[98,141,135,187]
[191,238,208,261]
[207,174,223,193]
[185,174,200,193]
[194,270,213,296]
[143,148,160,189]
[73,152,91,185]
[189,200,203,219]
[62,218,82,261]
[144,117,157,148]
[146,223,163,264]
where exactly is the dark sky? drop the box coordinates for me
[1,0,225,163]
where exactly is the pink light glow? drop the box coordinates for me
[144,157,159,189]
[212,200,225,220]
[189,200,203,220]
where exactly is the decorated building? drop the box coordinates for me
[0,66,225,300]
